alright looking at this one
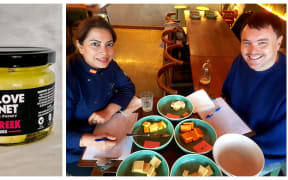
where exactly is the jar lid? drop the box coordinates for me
[0,47,55,68]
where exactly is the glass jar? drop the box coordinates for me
[0,47,55,145]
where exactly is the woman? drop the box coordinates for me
[66,16,135,167]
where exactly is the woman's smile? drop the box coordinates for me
[77,28,115,69]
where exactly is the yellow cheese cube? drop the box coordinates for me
[149,123,159,133]
[198,165,209,176]
[144,126,150,133]
[182,170,190,176]
[171,100,186,111]
[142,163,151,175]
[160,120,167,128]
[157,122,163,130]
[132,161,144,174]
[142,121,151,127]
[149,156,161,168]
[147,166,156,176]
[205,165,214,176]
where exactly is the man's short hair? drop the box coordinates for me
[241,12,283,38]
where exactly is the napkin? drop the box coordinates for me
[186,89,215,113]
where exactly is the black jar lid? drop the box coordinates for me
[0,47,55,68]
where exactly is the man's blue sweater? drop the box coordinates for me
[222,52,286,165]
[66,56,135,164]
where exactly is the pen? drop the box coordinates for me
[95,137,110,142]
[206,107,221,119]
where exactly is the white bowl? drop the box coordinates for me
[213,133,264,176]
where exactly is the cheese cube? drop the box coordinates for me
[182,170,190,176]
[180,132,193,144]
[149,123,158,133]
[171,100,186,111]
[198,165,209,176]
[180,124,192,132]
[195,127,204,138]
[147,166,156,176]
[157,122,163,130]
[142,121,151,127]
[149,156,161,168]
[190,130,200,141]
[132,161,144,174]
[205,165,214,176]
[142,163,151,175]
[160,120,167,128]
[144,126,150,133]
[183,122,194,128]
[150,171,157,176]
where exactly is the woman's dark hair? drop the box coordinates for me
[76,16,117,45]
[241,12,282,38]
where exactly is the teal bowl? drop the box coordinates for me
[191,15,201,19]
[174,119,216,154]
[131,115,174,150]
[116,150,169,176]
[170,154,222,176]
[157,95,193,121]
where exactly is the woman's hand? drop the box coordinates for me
[80,133,117,152]
[88,103,121,125]
[88,109,111,125]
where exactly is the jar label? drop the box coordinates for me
[0,83,54,136]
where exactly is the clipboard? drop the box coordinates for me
[81,112,138,161]
[198,97,255,137]
[80,96,141,161]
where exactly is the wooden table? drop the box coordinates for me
[77,96,254,176]
[77,97,203,176]
[184,11,241,97]
[184,11,240,57]
[190,55,236,98]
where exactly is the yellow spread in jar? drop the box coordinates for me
[0,47,55,145]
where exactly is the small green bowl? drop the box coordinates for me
[191,15,201,19]
[116,150,169,176]
[157,95,193,121]
[170,154,222,176]
[174,119,216,154]
[131,115,174,150]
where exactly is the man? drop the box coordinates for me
[222,12,286,175]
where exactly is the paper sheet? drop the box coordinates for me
[82,112,138,160]
[186,89,215,113]
[198,97,253,137]
[82,136,133,160]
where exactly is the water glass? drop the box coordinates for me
[140,91,153,112]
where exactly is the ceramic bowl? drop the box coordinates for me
[213,133,265,176]
[131,115,174,150]
[170,154,222,176]
[157,95,193,121]
[116,150,169,176]
[174,119,216,154]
